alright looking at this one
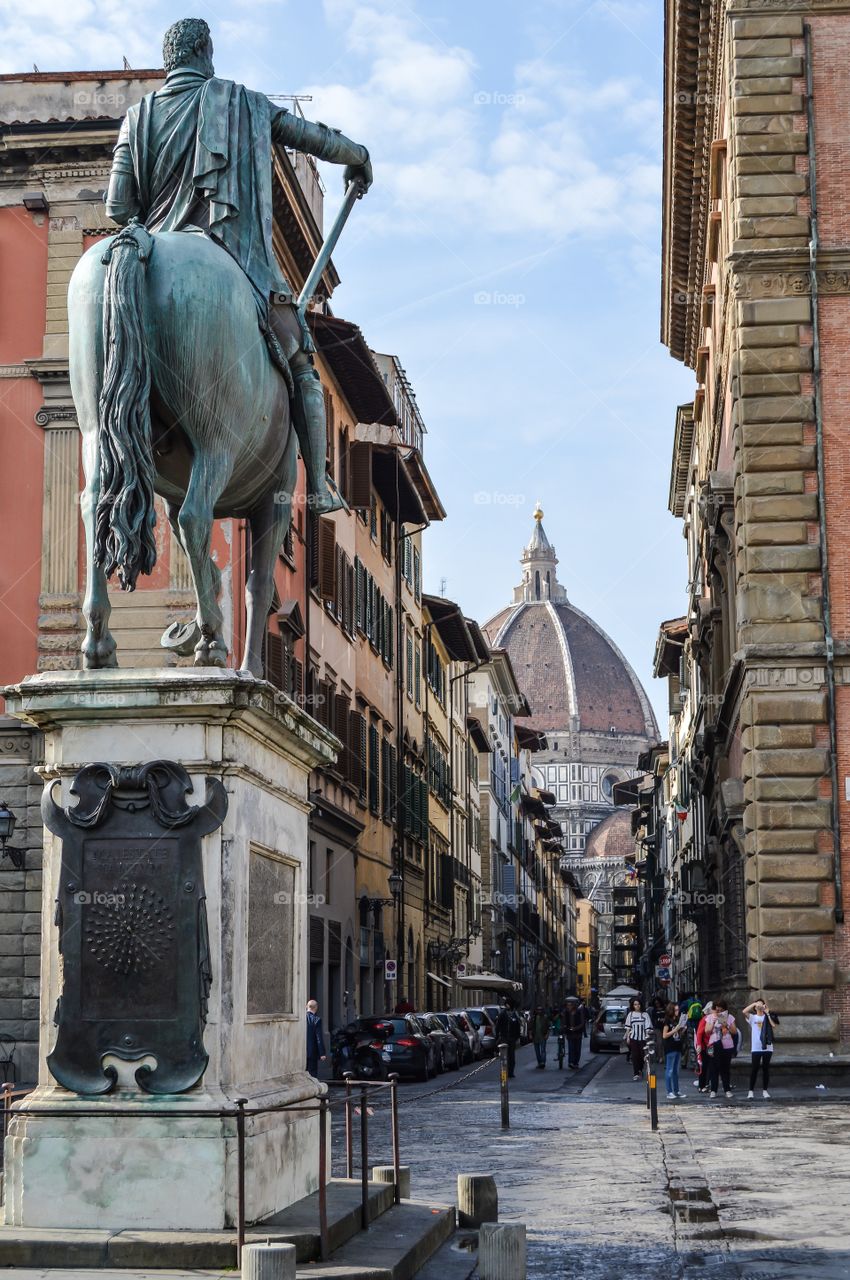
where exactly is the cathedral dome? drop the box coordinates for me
[483,506,658,739]
[584,809,634,859]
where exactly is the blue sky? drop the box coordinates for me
[1,0,693,726]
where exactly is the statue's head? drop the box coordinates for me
[162,18,214,77]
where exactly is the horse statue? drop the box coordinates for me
[69,223,295,678]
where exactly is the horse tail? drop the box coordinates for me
[95,222,157,591]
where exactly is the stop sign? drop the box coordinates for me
[659,953,672,967]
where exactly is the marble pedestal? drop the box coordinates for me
[1,669,338,1232]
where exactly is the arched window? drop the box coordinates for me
[546,570,551,598]
[535,570,540,600]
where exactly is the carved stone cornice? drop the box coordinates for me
[729,0,850,11]
[729,250,850,298]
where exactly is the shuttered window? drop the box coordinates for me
[368,722,380,814]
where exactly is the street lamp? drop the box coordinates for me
[388,866,403,903]
[0,803,24,871]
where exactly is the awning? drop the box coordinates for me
[426,970,452,989]
[454,973,522,994]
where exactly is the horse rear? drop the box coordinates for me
[69,226,294,674]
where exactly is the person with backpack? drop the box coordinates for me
[495,998,521,1078]
[693,1001,712,1092]
[743,997,779,1099]
[624,997,653,1081]
[705,1000,737,1098]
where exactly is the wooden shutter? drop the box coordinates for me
[386,605,394,668]
[351,710,367,800]
[265,631,284,690]
[349,442,372,510]
[334,693,349,773]
[368,722,380,813]
[319,518,336,603]
[308,514,319,589]
[292,658,303,704]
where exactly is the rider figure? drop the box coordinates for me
[105,17,373,516]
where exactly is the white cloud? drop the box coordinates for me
[307,0,660,244]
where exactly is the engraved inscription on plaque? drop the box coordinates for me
[81,838,178,1021]
[247,847,295,1018]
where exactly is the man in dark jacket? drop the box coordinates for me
[564,996,586,1069]
[495,999,521,1078]
[306,999,326,1077]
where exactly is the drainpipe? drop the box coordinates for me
[806,23,844,922]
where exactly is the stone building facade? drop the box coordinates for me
[661,0,850,1053]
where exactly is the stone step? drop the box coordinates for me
[0,1179,394,1269]
[296,1201,455,1279]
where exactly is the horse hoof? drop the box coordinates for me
[161,620,201,656]
[194,638,228,668]
[82,637,118,669]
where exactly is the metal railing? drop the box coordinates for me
[0,1075,401,1266]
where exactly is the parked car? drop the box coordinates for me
[420,1012,461,1071]
[355,1015,437,1081]
[432,1011,472,1065]
[464,1007,498,1056]
[590,1005,628,1054]
[449,1009,483,1060]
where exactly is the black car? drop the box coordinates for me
[431,1011,471,1065]
[420,1012,461,1071]
[355,1015,437,1081]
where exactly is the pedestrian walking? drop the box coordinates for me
[743,997,779,1099]
[693,1001,713,1092]
[624,997,653,1081]
[662,1002,688,1099]
[564,996,585,1069]
[305,999,326,1077]
[495,998,521,1078]
[705,1000,737,1098]
[532,1005,550,1068]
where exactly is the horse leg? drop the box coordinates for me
[241,458,296,679]
[79,415,117,668]
[178,460,231,667]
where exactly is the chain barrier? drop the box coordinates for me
[352,1053,498,1110]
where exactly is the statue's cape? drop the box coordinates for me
[125,71,290,313]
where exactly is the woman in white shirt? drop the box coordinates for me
[624,998,653,1081]
[743,998,778,1099]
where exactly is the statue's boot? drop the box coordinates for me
[291,360,347,514]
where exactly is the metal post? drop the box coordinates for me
[344,1072,354,1179]
[235,1097,247,1264]
[498,1042,510,1130]
[318,1096,329,1261]
[648,1051,658,1132]
[360,1084,369,1231]
[389,1074,400,1204]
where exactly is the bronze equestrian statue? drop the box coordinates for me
[69,17,372,675]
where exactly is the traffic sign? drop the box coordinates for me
[659,953,672,967]
[456,963,467,978]
[656,966,671,980]
[384,959,397,982]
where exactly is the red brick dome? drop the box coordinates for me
[584,809,634,859]
[483,507,657,739]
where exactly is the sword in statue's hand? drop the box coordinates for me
[296,176,367,325]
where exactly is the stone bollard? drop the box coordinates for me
[479,1222,526,1279]
[241,1241,297,1280]
[457,1173,498,1228]
[373,1163,411,1198]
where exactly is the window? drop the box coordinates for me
[413,547,421,602]
[406,631,414,696]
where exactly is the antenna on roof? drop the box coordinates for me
[440,577,447,597]
[123,56,132,70]
[33,64,40,73]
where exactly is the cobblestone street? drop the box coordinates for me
[332,1042,850,1279]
